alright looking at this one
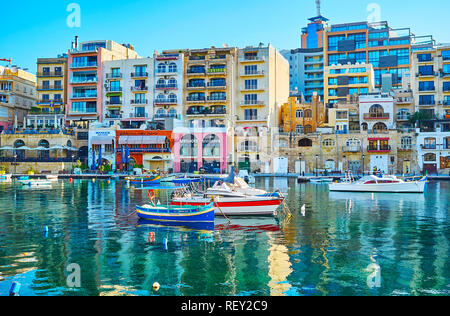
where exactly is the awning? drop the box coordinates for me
[119,136,167,145]
[91,136,115,145]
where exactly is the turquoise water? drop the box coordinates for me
[0,178,448,296]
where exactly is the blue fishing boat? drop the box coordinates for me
[172,176,201,185]
[136,202,215,223]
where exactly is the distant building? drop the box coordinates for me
[0,65,37,130]
[279,95,325,134]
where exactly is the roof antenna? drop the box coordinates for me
[316,0,321,16]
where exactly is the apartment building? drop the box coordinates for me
[300,16,328,49]
[281,48,324,102]
[359,93,395,133]
[154,52,185,124]
[411,44,450,120]
[324,63,374,105]
[235,44,289,173]
[324,21,434,89]
[29,56,68,128]
[66,39,139,127]
[0,65,37,130]
[416,122,450,174]
[102,58,154,128]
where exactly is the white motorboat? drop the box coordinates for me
[19,179,53,187]
[0,174,12,183]
[329,174,427,193]
[46,175,58,182]
[310,177,334,184]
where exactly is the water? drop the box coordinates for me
[0,178,448,296]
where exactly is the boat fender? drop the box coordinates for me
[9,282,20,296]
[153,282,160,291]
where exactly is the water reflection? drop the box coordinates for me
[0,180,448,296]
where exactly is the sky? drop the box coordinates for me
[0,0,449,73]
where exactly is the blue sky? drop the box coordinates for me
[0,0,448,73]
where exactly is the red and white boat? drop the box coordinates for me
[171,176,284,216]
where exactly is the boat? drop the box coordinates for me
[136,202,215,223]
[0,174,12,182]
[329,174,427,193]
[172,176,201,185]
[237,170,255,184]
[310,177,334,183]
[171,171,285,216]
[126,174,161,185]
[46,175,58,182]
[18,179,53,187]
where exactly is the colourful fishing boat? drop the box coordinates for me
[126,174,161,185]
[0,174,12,182]
[136,202,215,223]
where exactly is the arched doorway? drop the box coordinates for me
[14,140,26,160]
[180,134,198,173]
[202,135,221,173]
[38,139,50,159]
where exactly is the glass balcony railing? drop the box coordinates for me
[70,62,98,68]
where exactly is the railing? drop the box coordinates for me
[70,78,97,84]
[131,99,148,104]
[71,94,97,99]
[367,145,391,152]
[238,116,266,121]
[155,69,178,75]
[36,100,63,104]
[37,85,63,90]
[1,128,74,135]
[117,147,171,153]
[156,84,177,89]
[207,68,226,74]
[240,100,264,106]
[131,86,148,91]
[187,97,206,102]
[106,87,122,92]
[131,72,149,78]
[419,101,436,106]
[342,146,361,153]
[154,114,179,119]
[106,100,122,105]
[187,69,206,75]
[364,113,390,120]
[421,144,437,149]
[207,82,226,88]
[37,72,63,77]
[416,72,438,77]
[242,70,265,76]
[0,157,76,163]
[70,62,98,68]
[129,113,148,118]
[242,56,265,62]
[187,109,226,116]
[105,114,122,119]
[106,73,122,79]
[396,115,411,121]
[154,99,177,105]
[186,83,206,88]
[207,96,226,101]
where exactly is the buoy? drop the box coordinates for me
[69,178,73,183]
[163,238,168,251]
[92,179,96,183]
[9,282,21,296]
[152,282,160,291]
[107,180,110,184]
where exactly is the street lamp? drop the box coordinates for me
[14,154,17,175]
[343,155,346,174]
[72,155,75,173]
[315,154,319,177]
[362,154,365,176]
[299,153,303,176]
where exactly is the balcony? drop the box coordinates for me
[207,68,226,75]
[240,100,264,106]
[187,96,206,103]
[37,85,63,91]
[237,116,266,122]
[186,107,226,116]
[105,113,122,119]
[154,99,178,106]
[398,145,413,151]
[155,70,178,76]
[240,56,265,63]
[105,87,122,92]
[186,83,206,89]
[207,96,226,102]
[106,73,122,79]
[117,147,171,153]
[131,99,148,105]
[241,86,263,92]
[207,82,227,89]
[36,100,63,105]
[37,72,63,77]
[129,112,149,119]
[70,77,98,84]
[416,72,438,78]
[342,145,362,153]
[71,93,97,100]
[396,115,411,121]
[367,145,391,153]
[106,100,122,106]
[131,72,149,78]
[0,157,76,163]
[154,113,179,120]
[70,62,98,69]
[396,97,412,104]
[419,101,436,106]
[241,70,265,77]
[131,86,148,92]
[421,144,437,150]
[187,69,206,76]
[440,72,450,78]
[155,84,177,90]
[364,113,390,120]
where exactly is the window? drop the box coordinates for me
[424,153,436,162]
[368,50,387,68]
[419,81,435,91]
[442,50,450,61]
[298,138,312,147]
[304,109,312,118]
[417,54,432,62]
[418,65,434,76]
[401,136,412,150]
[168,63,177,72]
[328,35,346,51]
[295,125,304,133]
[423,138,436,149]
[244,109,258,120]
[157,63,166,73]
[245,79,258,90]
[322,139,335,147]
[295,110,303,118]
[444,82,450,92]
[419,95,435,105]
[389,49,409,65]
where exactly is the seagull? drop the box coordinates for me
[301,204,306,217]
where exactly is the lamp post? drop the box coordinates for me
[14,154,17,175]
[72,155,75,173]
[315,154,319,177]
[343,155,346,174]
[299,153,303,176]
[362,154,365,176]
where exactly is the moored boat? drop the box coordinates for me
[18,179,53,187]
[0,174,12,182]
[46,175,58,182]
[136,202,215,223]
[126,174,161,185]
[310,177,334,184]
[329,175,427,193]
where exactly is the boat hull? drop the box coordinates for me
[171,197,283,216]
[136,204,215,223]
[0,174,12,182]
[127,175,161,185]
[329,181,426,193]
[18,180,53,187]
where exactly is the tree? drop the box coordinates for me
[408,111,433,128]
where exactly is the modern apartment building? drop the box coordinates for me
[281,48,324,101]
[102,58,154,128]
[0,65,37,130]
[324,63,374,105]
[235,44,289,173]
[29,56,68,128]
[410,44,450,120]
[324,21,434,89]
[300,16,328,49]
[66,39,139,127]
